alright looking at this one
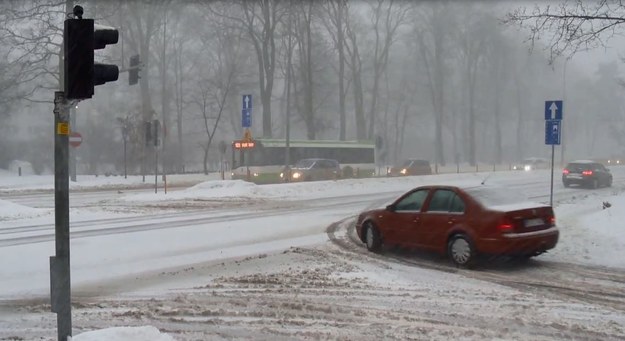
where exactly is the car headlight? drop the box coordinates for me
[524,165,531,171]
[253,172,259,177]
[292,172,301,179]
[400,168,407,175]
[280,172,284,178]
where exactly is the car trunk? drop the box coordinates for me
[502,206,555,233]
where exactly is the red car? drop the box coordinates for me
[355,184,559,267]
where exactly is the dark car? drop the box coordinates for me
[562,160,612,188]
[355,184,559,268]
[387,159,432,176]
[283,158,341,182]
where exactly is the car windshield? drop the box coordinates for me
[463,186,530,207]
[294,159,315,168]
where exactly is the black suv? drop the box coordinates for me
[562,160,612,188]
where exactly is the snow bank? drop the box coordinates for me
[71,326,175,341]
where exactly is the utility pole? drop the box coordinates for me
[52,4,120,339]
[51,91,72,341]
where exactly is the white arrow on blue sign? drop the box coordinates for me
[544,100,563,120]
[242,94,252,110]
[242,94,252,127]
[545,119,561,145]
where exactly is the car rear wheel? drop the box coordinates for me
[607,178,613,187]
[447,234,476,268]
[562,180,570,188]
[364,222,382,252]
[591,179,599,189]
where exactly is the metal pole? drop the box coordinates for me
[560,60,567,166]
[51,91,72,340]
[550,144,555,207]
[69,106,77,182]
[155,149,158,193]
[285,1,292,182]
[123,137,127,179]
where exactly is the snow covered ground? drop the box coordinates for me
[1,167,625,340]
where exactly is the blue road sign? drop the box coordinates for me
[545,119,561,145]
[242,109,251,128]
[242,94,252,110]
[544,100,563,120]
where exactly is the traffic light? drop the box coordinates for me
[93,24,119,87]
[129,54,141,85]
[64,14,119,100]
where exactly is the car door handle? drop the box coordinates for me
[448,219,455,224]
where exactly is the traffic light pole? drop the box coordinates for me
[51,91,72,340]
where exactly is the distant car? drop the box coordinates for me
[355,184,559,268]
[282,158,341,182]
[512,157,550,171]
[562,160,612,188]
[387,159,432,176]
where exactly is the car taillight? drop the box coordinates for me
[547,215,556,226]
[582,170,593,176]
[562,169,570,175]
[497,218,514,231]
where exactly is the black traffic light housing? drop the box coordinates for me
[129,54,141,85]
[64,12,119,100]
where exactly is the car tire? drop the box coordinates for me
[364,221,382,253]
[591,179,599,189]
[447,234,476,268]
[563,180,570,188]
[607,178,613,187]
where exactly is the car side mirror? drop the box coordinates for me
[386,204,396,212]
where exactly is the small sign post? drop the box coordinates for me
[545,100,564,206]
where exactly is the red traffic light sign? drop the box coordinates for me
[69,131,83,147]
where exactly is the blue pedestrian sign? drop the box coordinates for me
[544,100,563,120]
[242,94,252,128]
[545,119,561,145]
[242,109,251,128]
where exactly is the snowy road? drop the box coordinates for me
[1,169,625,340]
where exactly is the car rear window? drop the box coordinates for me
[566,163,592,171]
[463,186,529,207]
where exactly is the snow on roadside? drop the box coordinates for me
[71,326,174,341]
[0,198,49,220]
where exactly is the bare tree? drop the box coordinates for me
[344,8,367,140]
[366,0,407,139]
[413,2,452,167]
[0,0,67,102]
[321,0,348,140]
[190,25,240,174]
[505,1,625,62]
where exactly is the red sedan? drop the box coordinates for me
[355,185,559,268]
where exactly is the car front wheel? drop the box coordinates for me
[364,222,382,252]
[447,234,476,268]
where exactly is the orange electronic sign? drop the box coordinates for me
[233,140,255,149]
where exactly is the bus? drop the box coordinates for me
[230,138,377,183]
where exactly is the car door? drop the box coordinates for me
[385,188,430,247]
[418,189,466,252]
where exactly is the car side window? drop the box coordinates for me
[449,194,465,213]
[395,189,429,212]
[426,189,455,212]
